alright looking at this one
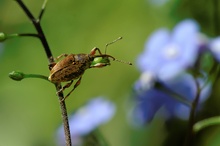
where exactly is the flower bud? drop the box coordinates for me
[0,32,7,42]
[9,71,25,81]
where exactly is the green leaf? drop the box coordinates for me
[193,116,220,133]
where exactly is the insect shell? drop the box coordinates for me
[48,37,132,101]
[48,51,112,83]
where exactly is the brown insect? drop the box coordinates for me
[48,37,132,101]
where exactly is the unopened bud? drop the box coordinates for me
[0,32,7,42]
[9,71,25,81]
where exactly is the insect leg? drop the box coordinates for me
[48,54,68,70]
[62,80,74,91]
[56,80,73,96]
[48,62,56,70]
[90,47,102,55]
[55,53,68,61]
[61,77,82,101]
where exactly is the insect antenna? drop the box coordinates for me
[104,37,132,65]
[114,59,132,65]
[105,37,123,54]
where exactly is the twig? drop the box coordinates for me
[38,0,48,21]
[184,79,201,146]
[14,0,72,145]
[18,33,39,38]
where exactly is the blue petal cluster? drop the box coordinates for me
[132,73,211,124]
[56,97,115,146]
[209,37,220,62]
[131,19,213,124]
[137,19,200,81]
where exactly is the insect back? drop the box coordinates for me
[49,53,92,83]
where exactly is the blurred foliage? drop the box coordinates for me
[173,0,220,36]
[1,0,220,146]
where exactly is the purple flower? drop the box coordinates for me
[137,19,200,81]
[209,37,220,62]
[56,97,116,146]
[131,73,211,125]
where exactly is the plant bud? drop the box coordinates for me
[9,71,25,81]
[0,32,7,42]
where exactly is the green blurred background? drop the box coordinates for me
[1,0,220,146]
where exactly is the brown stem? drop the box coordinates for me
[14,0,72,145]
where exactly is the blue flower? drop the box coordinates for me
[209,37,220,62]
[131,73,211,125]
[137,19,200,81]
[56,97,116,146]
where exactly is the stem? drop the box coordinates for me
[18,33,39,38]
[5,33,39,40]
[38,0,48,21]
[184,79,201,146]
[15,0,53,63]
[56,84,72,146]
[183,1,220,145]
[94,129,110,146]
[24,74,49,82]
[84,129,109,146]
[14,1,72,146]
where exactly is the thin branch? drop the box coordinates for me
[18,33,39,38]
[14,1,72,146]
[5,33,39,39]
[56,84,72,146]
[24,73,49,81]
[15,0,35,21]
[35,23,53,62]
[38,0,48,21]
[184,79,201,146]
[15,0,53,63]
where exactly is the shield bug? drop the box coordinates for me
[48,37,132,101]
